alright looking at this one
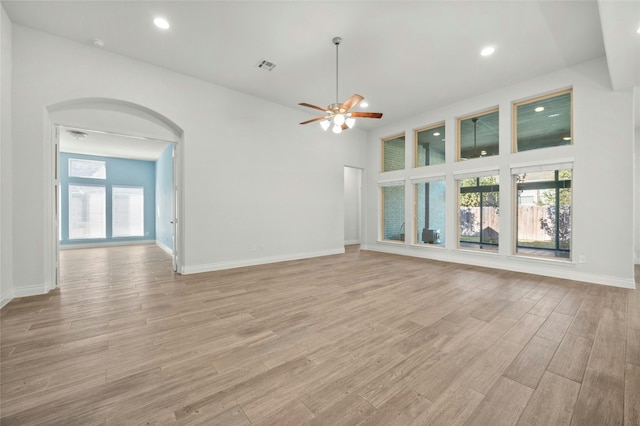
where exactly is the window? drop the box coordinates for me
[382,134,405,172]
[381,184,405,242]
[458,174,499,252]
[69,158,106,179]
[514,167,571,259]
[112,186,145,237]
[68,185,106,239]
[458,108,499,161]
[514,89,572,152]
[415,123,445,167]
[414,178,445,246]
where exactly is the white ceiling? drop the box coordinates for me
[3,0,639,143]
[59,126,170,161]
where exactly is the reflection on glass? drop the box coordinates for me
[515,91,571,152]
[415,123,445,167]
[382,185,405,241]
[415,180,445,245]
[459,109,499,160]
[383,135,406,172]
[458,175,499,251]
[515,169,571,259]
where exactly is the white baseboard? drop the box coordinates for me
[182,247,346,275]
[61,240,155,250]
[12,283,50,298]
[0,290,14,310]
[361,243,636,290]
[156,241,173,256]
[344,240,361,245]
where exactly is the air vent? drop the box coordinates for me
[257,59,276,71]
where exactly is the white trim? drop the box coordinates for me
[61,240,155,250]
[344,239,361,245]
[156,240,173,255]
[510,159,574,175]
[182,248,345,275]
[452,168,499,180]
[377,178,405,187]
[410,174,446,184]
[0,290,14,310]
[362,244,636,289]
[13,283,50,298]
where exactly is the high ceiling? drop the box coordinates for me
[3,0,639,139]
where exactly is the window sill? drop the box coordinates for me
[508,254,575,267]
[410,243,445,249]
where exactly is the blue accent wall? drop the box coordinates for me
[155,145,174,251]
[60,153,156,245]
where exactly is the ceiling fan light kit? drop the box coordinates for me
[298,36,382,134]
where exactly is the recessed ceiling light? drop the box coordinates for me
[433,132,440,136]
[480,46,495,57]
[563,136,572,141]
[360,101,369,108]
[92,38,104,48]
[154,17,170,30]
[535,106,545,112]
[637,26,640,34]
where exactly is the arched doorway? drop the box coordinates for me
[45,98,184,290]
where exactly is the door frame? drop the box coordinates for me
[45,99,184,291]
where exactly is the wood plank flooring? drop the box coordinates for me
[1,244,639,425]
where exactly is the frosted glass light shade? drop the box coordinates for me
[345,117,356,128]
[320,120,330,131]
[332,124,342,134]
[333,113,345,126]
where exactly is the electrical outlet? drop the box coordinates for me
[250,244,258,252]
[579,255,586,263]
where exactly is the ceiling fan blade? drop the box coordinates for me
[350,112,383,119]
[299,116,328,125]
[340,94,364,111]
[299,102,329,113]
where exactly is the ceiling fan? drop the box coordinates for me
[298,37,382,134]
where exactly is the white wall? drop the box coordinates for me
[344,166,361,244]
[9,25,368,297]
[0,4,13,308]
[364,57,636,288]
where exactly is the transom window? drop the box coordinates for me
[458,108,499,161]
[382,134,406,172]
[415,123,445,167]
[69,158,106,179]
[513,89,572,152]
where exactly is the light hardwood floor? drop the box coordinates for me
[1,244,639,425]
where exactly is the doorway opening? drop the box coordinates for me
[344,166,363,249]
[46,98,183,291]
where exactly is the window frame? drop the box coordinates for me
[456,172,500,252]
[381,133,406,173]
[111,185,145,238]
[512,88,573,153]
[414,121,446,168]
[379,181,406,243]
[512,165,573,261]
[412,176,446,246]
[68,183,107,240]
[456,107,499,162]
